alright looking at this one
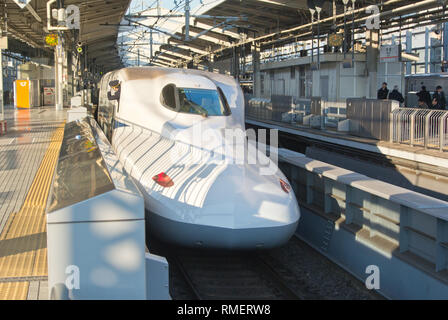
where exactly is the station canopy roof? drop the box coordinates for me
[2,0,131,70]
[120,0,315,66]
[1,0,444,70]
[121,0,443,68]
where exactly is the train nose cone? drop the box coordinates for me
[197,163,301,248]
[147,161,300,249]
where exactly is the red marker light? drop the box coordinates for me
[279,179,291,194]
[152,172,174,188]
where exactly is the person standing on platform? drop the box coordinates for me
[377,82,389,100]
[418,98,429,109]
[417,86,432,108]
[432,85,446,110]
[388,85,404,104]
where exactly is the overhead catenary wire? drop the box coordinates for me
[174,0,440,66]
[120,0,228,66]
[120,0,187,65]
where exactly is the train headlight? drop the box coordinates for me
[279,179,291,194]
[153,172,174,188]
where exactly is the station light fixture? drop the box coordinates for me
[315,6,321,20]
[309,8,315,23]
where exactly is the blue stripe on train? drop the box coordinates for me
[114,120,129,128]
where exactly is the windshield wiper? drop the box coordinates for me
[186,100,208,118]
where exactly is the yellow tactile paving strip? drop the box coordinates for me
[0,123,64,299]
[0,282,29,300]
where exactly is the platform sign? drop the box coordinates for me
[43,87,55,106]
[380,44,401,63]
[13,0,31,9]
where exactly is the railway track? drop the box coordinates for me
[148,235,381,300]
[166,249,317,300]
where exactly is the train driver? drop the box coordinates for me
[178,89,208,117]
[107,80,121,101]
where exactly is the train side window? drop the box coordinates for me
[161,84,177,110]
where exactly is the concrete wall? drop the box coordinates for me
[336,61,368,100]
[259,58,368,101]
[207,51,405,102]
[311,61,368,101]
[261,66,306,98]
[255,53,405,101]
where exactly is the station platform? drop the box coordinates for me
[0,107,66,300]
[246,117,448,202]
[246,117,448,171]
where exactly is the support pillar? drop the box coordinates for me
[443,22,448,63]
[63,47,68,106]
[406,31,412,75]
[252,42,260,97]
[55,32,64,110]
[365,29,379,98]
[232,46,240,80]
[137,49,140,66]
[185,0,190,41]
[150,29,153,60]
[425,27,429,74]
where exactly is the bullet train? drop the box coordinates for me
[97,67,300,249]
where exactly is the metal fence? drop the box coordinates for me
[245,97,273,121]
[391,108,448,151]
[245,95,346,128]
[323,101,347,128]
[246,96,448,152]
[345,98,398,141]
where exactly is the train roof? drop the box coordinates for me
[115,67,185,81]
[103,67,242,97]
[113,67,233,83]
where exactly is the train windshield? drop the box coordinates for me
[178,88,231,116]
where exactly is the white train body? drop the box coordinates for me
[98,67,300,249]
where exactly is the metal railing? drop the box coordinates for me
[391,108,448,151]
